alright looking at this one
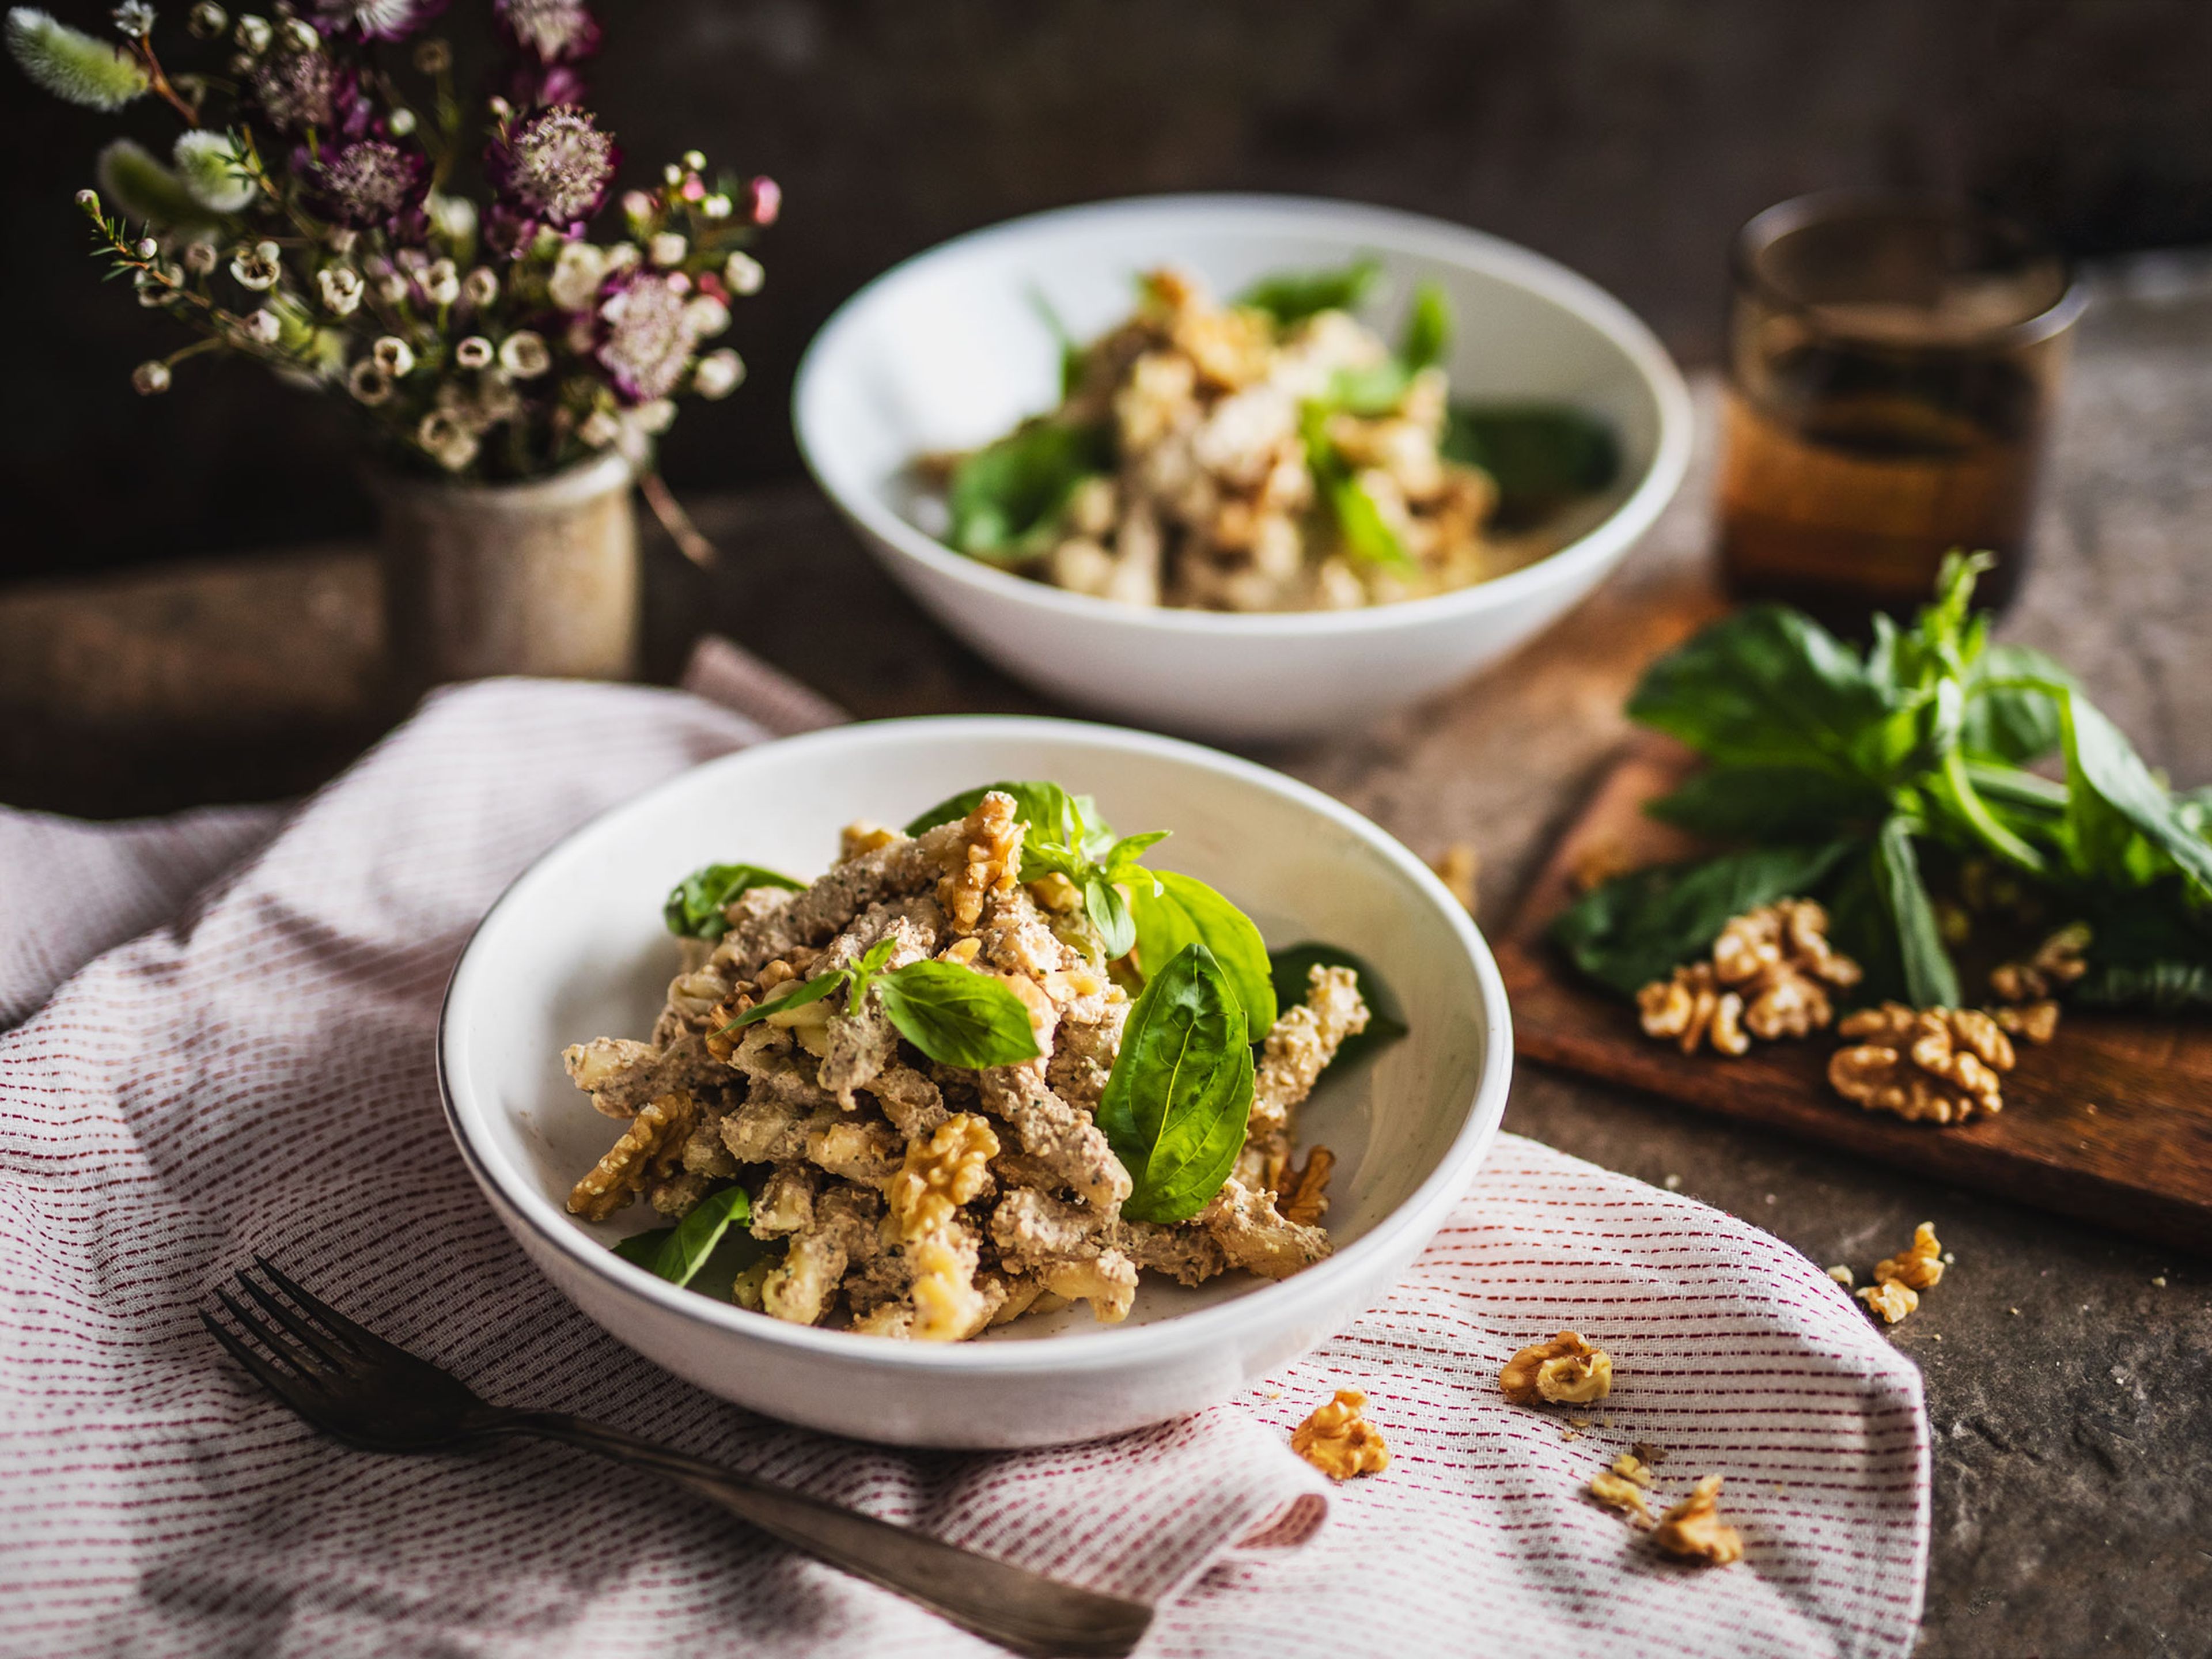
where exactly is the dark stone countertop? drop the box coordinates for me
[5,261,2211,1654]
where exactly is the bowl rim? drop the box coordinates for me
[791,190,1694,638]
[438,713,1515,1374]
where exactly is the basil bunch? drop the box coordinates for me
[1555,554,2212,1011]
[612,1184,753,1289]
[720,938,1043,1069]
[664,862,805,941]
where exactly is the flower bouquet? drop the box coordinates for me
[7,0,778,677]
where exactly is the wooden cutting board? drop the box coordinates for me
[1495,740,2212,1256]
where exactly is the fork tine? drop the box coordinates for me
[214,1286,332,1377]
[234,1272,354,1371]
[199,1308,324,1406]
[250,1255,402,1359]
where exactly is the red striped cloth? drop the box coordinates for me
[0,666,1927,1657]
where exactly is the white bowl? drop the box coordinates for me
[793,194,1693,743]
[440,717,1512,1448]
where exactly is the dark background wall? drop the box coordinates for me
[5,0,2209,579]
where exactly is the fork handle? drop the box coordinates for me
[491,1410,1151,1659]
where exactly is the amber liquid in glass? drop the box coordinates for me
[1719,336,2047,630]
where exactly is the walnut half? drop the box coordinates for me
[1500,1331,1613,1406]
[1290,1388,1391,1480]
[1651,1474,1744,1565]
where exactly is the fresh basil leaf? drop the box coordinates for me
[717,965,847,1035]
[946,419,1112,561]
[844,937,900,1013]
[1097,943,1256,1224]
[1128,870,1278,1038]
[2055,690,2212,900]
[1441,403,1619,526]
[1101,830,1171,871]
[903,779,1112,881]
[1237,257,1381,325]
[1398,279,1452,371]
[1960,644,2070,766]
[873,959,1042,1068]
[1085,874,1137,961]
[612,1226,675,1269]
[650,1184,753,1289]
[1328,358,1415,416]
[1628,604,1896,781]
[1645,766,1890,843]
[662,862,805,940]
[1324,471,1417,573]
[1267,941,1408,1065]
[1550,840,1858,998]
[1028,286,1086,399]
[1869,815,1960,1009]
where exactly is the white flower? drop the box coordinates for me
[460,265,498,308]
[722,251,764,296]
[419,257,459,305]
[416,408,480,472]
[660,163,680,186]
[5,8,153,108]
[374,270,408,305]
[279,15,316,49]
[681,149,704,172]
[371,335,415,376]
[187,2,225,38]
[111,3,156,40]
[634,397,675,434]
[692,347,744,399]
[603,241,639,273]
[133,267,176,306]
[183,239,218,274]
[230,239,281,290]
[131,358,171,393]
[242,306,281,344]
[546,240,605,312]
[317,264,362,316]
[134,236,158,257]
[683,294,729,338]
[326,225,357,253]
[386,105,416,137]
[454,335,493,369]
[578,407,620,449]
[173,128,256,213]
[498,329,550,378]
[347,358,392,404]
[702,193,732,220]
[233,12,268,52]
[647,231,687,268]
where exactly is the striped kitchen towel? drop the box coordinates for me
[0,647,1927,1658]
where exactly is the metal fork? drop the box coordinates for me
[200,1258,1151,1658]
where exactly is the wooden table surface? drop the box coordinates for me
[6,260,2211,1656]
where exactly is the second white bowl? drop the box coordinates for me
[794,194,1692,742]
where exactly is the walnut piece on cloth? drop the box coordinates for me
[1289,1389,1390,1481]
[1499,1330,1615,1405]
[0,665,1930,1659]
[1652,1475,1746,1566]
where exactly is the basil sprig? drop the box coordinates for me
[1236,257,1381,326]
[1553,552,2212,1011]
[718,938,1041,1069]
[945,418,1113,562]
[612,1183,753,1289]
[1097,942,1256,1224]
[664,862,805,941]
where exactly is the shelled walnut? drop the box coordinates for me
[1990,922,2090,1005]
[1652,1475,1744,1565]
[1290,1389,1390,1480]
[1827,1003,2014,1125]
[1874,1222,1945,1293]
[1637,899,1862,1057]
[1500,1331,1613,1406]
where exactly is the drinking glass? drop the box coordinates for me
[1717,191,2082,627]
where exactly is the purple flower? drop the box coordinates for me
[248,48,363,135]
[595,268,698,404]
[313,0,448,41]
[485,104,618,235]
[504,59,586,112]
[305,137,431,229]
[495,0,600,63]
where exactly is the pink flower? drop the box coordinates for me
[594,268,699,404]
[248,48,363,135]
[313,0,448,40]
[495,0,600,63]
[748,175,781,226]
[485,104,618,238]
[305,138,431,229]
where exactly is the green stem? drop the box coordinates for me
[1940,745,2050,874]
